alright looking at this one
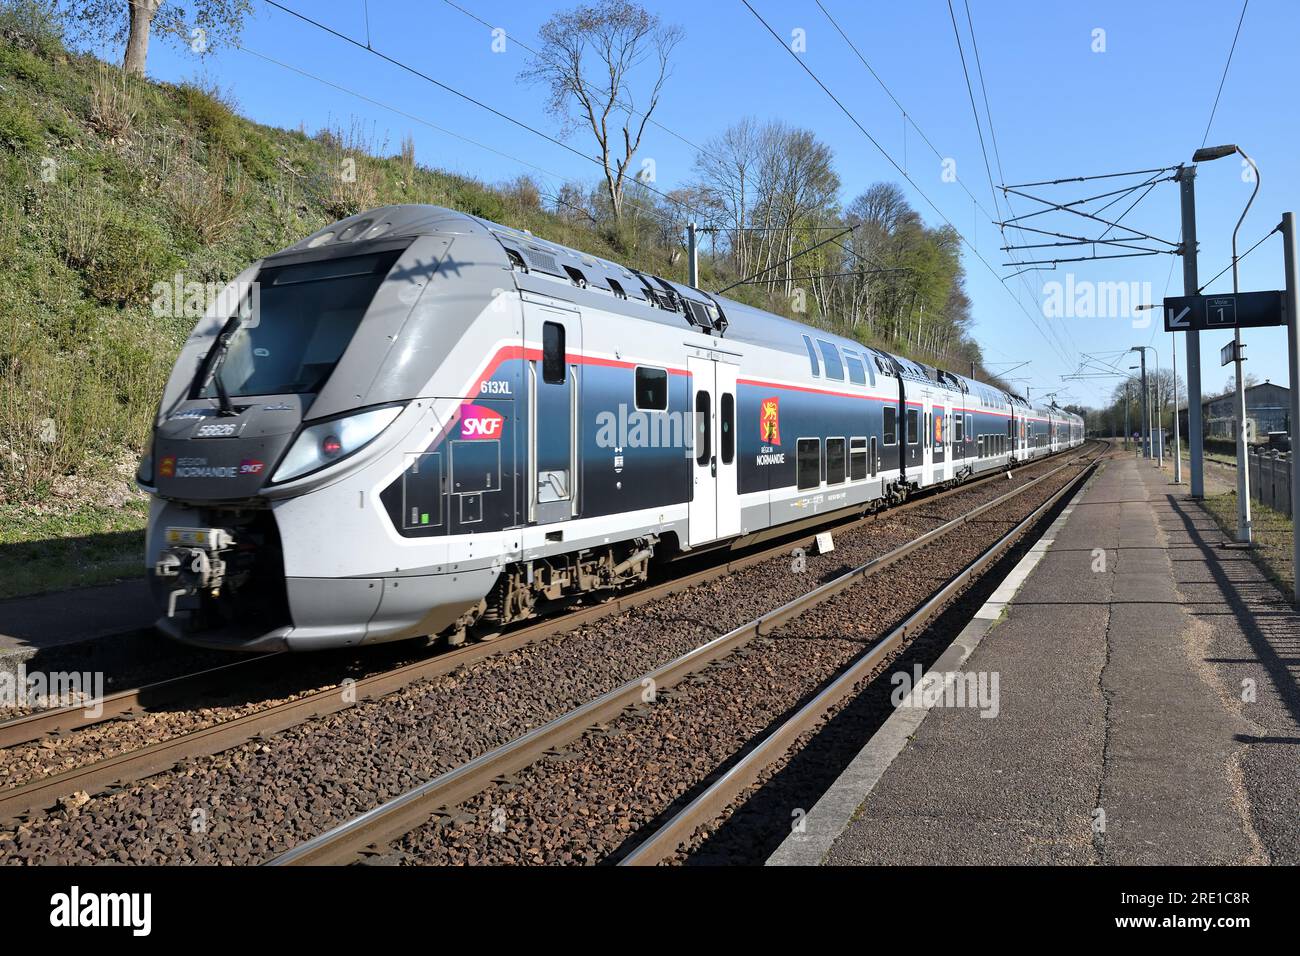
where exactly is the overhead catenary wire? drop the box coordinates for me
[948,0,1079,361]
[261,0,714,227]
[740,0,1077,370]
[1195,224,1280,295]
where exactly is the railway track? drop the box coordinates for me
[268,442,1104,865]
[0,449,1085,827]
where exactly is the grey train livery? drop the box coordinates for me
[138,205,1084,651]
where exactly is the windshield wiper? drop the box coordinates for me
[200,324,241,417]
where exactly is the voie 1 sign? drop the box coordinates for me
[1163,291,1287,332]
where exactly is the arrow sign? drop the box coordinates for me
[1163,291,1285,332]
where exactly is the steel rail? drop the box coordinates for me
[618,447,1103,865]
[0,451,1079,823]
[269,443,1102,866]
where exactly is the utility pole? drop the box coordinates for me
[1178,165,1205,498]
[1282,211,1300,603]
[1124,381,1131,450]
[687,222,699,289]
[1135,349,1149,459]
[1171,331,1183,483]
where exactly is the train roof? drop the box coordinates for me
[286,205,1082,423]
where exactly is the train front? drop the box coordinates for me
[136,206,509,651]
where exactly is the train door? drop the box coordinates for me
[688,356,739,547]
[920,398,933,487]
[933,398,949,482]
[525,300,582,525]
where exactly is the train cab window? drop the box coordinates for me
[844,353,867,386]
[634,366,668,411]
[695,390,711,466]
[817,340,844,381]
[883,406,897,445]
[906,408,919,444]
[801,334,820,377]
[849,437,867,480]
[826,438,846,484]
[542,322,566,384]
[797,438,821,490]
[720,393,735,465]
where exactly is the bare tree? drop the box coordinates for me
[521,0,683,224]
[60,0,254,77]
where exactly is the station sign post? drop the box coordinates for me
[1282,212,1300,605]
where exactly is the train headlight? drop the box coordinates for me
[272,405,404,484]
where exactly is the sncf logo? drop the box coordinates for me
[239,459,265,475]
[459,403,505,440]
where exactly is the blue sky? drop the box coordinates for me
[128,0,1297,408]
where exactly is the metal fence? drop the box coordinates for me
[1247,448,1293,517]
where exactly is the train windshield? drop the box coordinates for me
[198,248,402,398]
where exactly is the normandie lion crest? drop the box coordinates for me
[760,397,781,445]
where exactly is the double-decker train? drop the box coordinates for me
[138,205,1084,651]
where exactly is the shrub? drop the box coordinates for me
[47,184,180,306]
[0,42,50,87]
[88,62,139,140]
[0,0,64,57]
[175,78,239,150]
[166,141,249,245]
[0,98,41,150]
[82,217,182,306]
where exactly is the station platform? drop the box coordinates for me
[770,452,1300,866]
[0,578,153,664]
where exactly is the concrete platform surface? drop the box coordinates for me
[0,578,154,658]
[783,453,1299,866]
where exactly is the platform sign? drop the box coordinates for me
[1163,291,1286,332]
[1220,341,1245,366]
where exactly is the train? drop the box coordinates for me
[137,204,1084,651]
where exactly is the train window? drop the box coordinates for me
[965,414,973,441]
[720,393,735,465]
[906,408,919,444]
[844,353,866,386]
[883,406,897,445]
[542,322,566,384]
[695,390,711,466]
[797,438,821,490]
[801,334,820,377]
[954,413,964,442]
[634,366,668,411]
[869,436,878,477]
[817,340,845,381]
[826,438,846,484]
[849,437,867,480]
